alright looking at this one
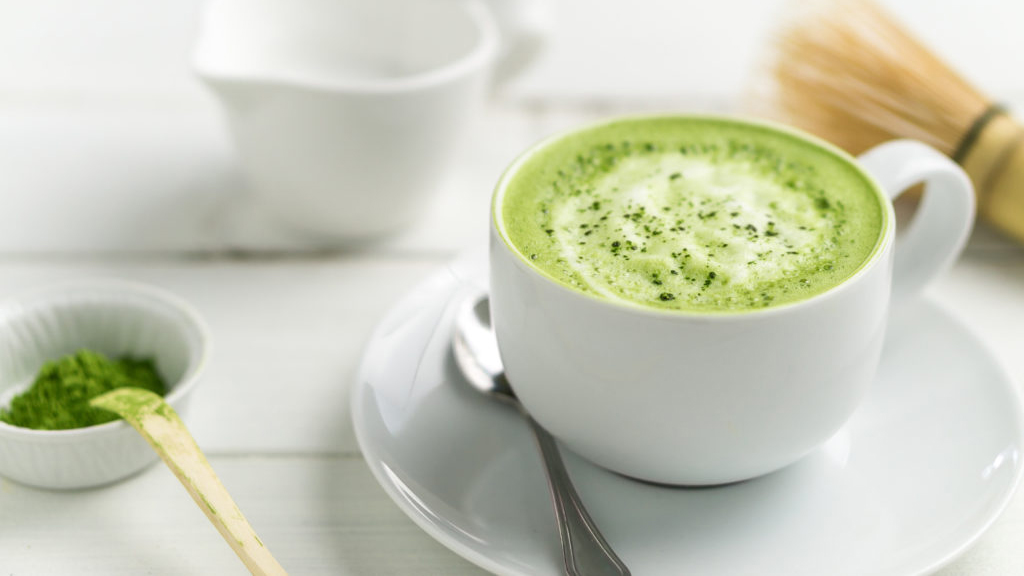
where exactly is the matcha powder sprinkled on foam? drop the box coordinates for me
[500,117,884,312]
[0,349,167,430]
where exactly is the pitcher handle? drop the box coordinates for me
[857,140,975,302]
[480,0,552,85]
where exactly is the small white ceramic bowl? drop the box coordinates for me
[0,280,209,489]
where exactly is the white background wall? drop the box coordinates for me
[0,0,1022,105]
[512,0,1024,101]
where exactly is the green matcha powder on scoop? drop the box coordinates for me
[0,349,167,430]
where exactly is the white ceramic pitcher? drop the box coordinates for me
[194,0,550,241]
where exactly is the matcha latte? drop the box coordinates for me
[496,116,886,312]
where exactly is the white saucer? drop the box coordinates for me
[351,252,1024,575]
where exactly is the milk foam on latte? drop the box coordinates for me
[498,117,885,312]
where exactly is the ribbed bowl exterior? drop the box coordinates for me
[0,281,207,489]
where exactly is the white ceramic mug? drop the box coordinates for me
[489,116,975,486]
[194,0,550,241]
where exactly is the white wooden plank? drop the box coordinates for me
[0,456,488,575]
[1,246,1021,453]
[0,257,445,454]
[0,453,1020,576]
[0,252,1020,573]
[0,105,238,253]
[3,97,1021,257]
[0,101,537,256]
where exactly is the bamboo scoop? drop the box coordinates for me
[756,0,1024,243]
[90,388,287,576]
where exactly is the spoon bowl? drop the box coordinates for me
[452,295,517,404]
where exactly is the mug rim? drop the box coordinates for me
[193,0,500,94]
[491,113,897,320]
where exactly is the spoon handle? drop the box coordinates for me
[91,388,288,576]
[526,416,631,576]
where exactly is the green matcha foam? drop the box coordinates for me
[498,117,886,312]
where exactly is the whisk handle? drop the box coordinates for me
[858,140,975,301]
[957,111,1024,244]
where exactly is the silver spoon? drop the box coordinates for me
[453,294,630,576]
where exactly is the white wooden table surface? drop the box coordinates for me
[1,95,1023,576]
[3,1,1024,574]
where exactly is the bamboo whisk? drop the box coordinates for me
[759,0,1024,242]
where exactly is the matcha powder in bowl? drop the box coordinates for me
[0,349,167,431]
[0,280,208,489]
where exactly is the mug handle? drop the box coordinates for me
[480,0,552,84]
[857,140,975,301]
